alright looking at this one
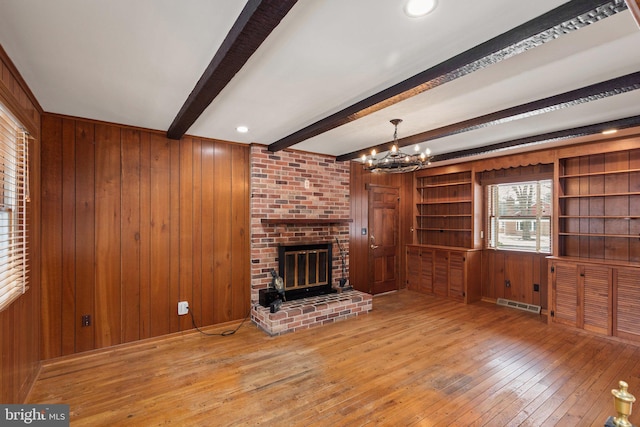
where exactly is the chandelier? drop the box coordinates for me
[362,119,432,173]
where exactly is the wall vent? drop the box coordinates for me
[496,298,541,314]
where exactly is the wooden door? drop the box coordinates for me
[551,262,578,327]
[368,185,399,294]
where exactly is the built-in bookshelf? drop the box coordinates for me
[415,169,479,248]
[557,148,640,262]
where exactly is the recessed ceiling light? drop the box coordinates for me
[404,0,437,18]
[236,126,249,133]
[602,129,617,135]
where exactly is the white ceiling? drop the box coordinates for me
[0,0,639,162]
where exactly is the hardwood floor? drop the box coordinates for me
[28,290,640,426]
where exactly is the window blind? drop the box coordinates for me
[0,104,29,312]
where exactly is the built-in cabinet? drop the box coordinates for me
[403,142,640,342]
[414,168,481,248]
[557,149,640,262]
[550,146,640,343]
[548,257,640,341]
[406,245,481,303]
[408,166,482,303]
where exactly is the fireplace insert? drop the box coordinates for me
[278,242,335,301]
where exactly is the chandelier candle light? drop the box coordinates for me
[362,119,433,173]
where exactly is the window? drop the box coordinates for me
[487,179,552,253]
[0,103,29,312]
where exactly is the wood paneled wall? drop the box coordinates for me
[0,45,42,403]
[481,251,548,309]
[477,164,553,309]
[349,163,413,292]
[40,114,250,359]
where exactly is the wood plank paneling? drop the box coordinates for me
[481,251,548,309]
[169,139,180,333]
[74,122,95,353]
[60,118,76,355]
[149,133,171,337]
[231,144,250,319]
[94,124,122,348]
[191,138,203,326]
[200,140,215,326]
[40,115,251,357]
[121,128,141,343]
[139,132,152,339]
[179,137,193,332]
[213,143,232,323]
[40,115,63,359]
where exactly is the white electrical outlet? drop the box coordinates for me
[177,301,189,316]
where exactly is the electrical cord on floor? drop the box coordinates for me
[189,306,253,337]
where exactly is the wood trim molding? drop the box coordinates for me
[0,45,42,136]
[167,0,298,140]
[0,44,43,114]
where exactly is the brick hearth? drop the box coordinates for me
[252,290,372,336]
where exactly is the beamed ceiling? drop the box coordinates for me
[1,0,639,165]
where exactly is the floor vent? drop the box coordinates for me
[496,298,541,314]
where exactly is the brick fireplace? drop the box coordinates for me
[249,145,372,334]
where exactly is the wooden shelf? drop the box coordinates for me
[559,215,640,219]
[417,228,472,232]
[559,167,640,179]
[261,218,352,225]
[414,170,476,248]
[417,180,471,189]
[559,232,640,239]
[559,191,640,198]
[417,200,472,205]
[417,214,471,218]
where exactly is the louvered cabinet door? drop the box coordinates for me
[406,246,422,291]
[581,265,612,335]
[551,262,578,327]
[433,250,449,297]
[615,267,640,341]
[420,248,434,294]
[448,251,465,301]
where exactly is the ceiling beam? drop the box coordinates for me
[336,71,640,162]
[167,0,298,140]
[268,0,625,152]
[432,114,640,163]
